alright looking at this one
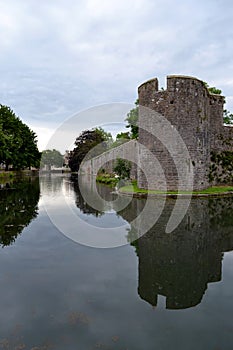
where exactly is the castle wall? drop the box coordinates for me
[138,75,233,190]
[80,75,233,190]
[79,139,138,179]
[209,125,233,185]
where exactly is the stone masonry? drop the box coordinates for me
[138,75,233,190]
[79,139,138,179]
[81,75,233,191]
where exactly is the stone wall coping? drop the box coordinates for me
[138,78,158,91]
[167,74,204,81]
[138,74,225,99]
[167,75,225,99]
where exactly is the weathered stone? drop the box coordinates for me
[138,75,233,190]
[81,75,233,190]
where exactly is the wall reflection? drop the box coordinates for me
[119,196,233,309]
[41,175,233,310]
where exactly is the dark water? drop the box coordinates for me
[0,175,233,350]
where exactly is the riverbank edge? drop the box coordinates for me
[0,170,39,179]
[118,187,233,198]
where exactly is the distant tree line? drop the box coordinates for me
[40,149,64,170]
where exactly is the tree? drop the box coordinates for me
[116,132,130,140]
[204,82,222,95]
[125,99,139,139]
[204,82,233,125]
[111,131,131,149]
[0,104,41,170]
[223,109,233,125]
[114,157,131,179]
[69,127,112,172]
[41,149,64,169]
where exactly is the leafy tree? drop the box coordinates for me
[125,99,139,139]
[204,82,233,125]
[0,104,41,170]
[114,157,131,179]
[69,127,112,172]
[116,132,130,139]
[111,131,131,149]
[41,149,64,169]
[223,109,233,125]
[204,82,222,95]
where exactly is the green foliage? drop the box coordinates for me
[209,151,233,184]
[41,149,64,169]
[119,181,233,195]
[114,157,131,179]
[223,109,233,125]
[0,171,15,180]
[204,82,222,95]
[69,127,112,172]
[116,132,130,139]
[208,86,222,95]
[111,132,131,149]
[0,104,41,170]
[96,174,118,186]
[204,82,233,125]
[125,99,139,139]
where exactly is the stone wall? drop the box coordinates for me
[80,75,233,190]
[138,75,233,190]
[79,139,138,179]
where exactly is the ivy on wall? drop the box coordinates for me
[209,151,233,184]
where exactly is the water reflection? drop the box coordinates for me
[40,174,114,216]
[0,177,40,246]
[119,196,233,309]
[73,176,105,217]
[39,174,65,195]
[40,175,233,309]
[70,178,233,309]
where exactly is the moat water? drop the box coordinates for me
[0,175,233,350]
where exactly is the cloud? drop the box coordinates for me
[0,0,233,149]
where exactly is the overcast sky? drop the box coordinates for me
[1,0,233,150]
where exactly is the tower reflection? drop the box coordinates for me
[120,196,233,309]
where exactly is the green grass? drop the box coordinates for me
[0,170,38,181]
[0,171,16,179]
[119,181,233,195]
[96,174,118,187]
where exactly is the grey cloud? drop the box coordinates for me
[0,0,233,147]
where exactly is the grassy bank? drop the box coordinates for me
[0,170,38,181]
[0,171,16,179]
[119,181,233,196]
[96,174,118,186]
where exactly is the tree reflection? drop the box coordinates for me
[72,175,115,217]
[0,177,40,246]
[119,196,233,309]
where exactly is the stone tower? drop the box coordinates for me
[138,75,226,191]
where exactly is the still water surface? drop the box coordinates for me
[0,175,233,350]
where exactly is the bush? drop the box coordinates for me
[96,174,118,186]
[114,158,131,179]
